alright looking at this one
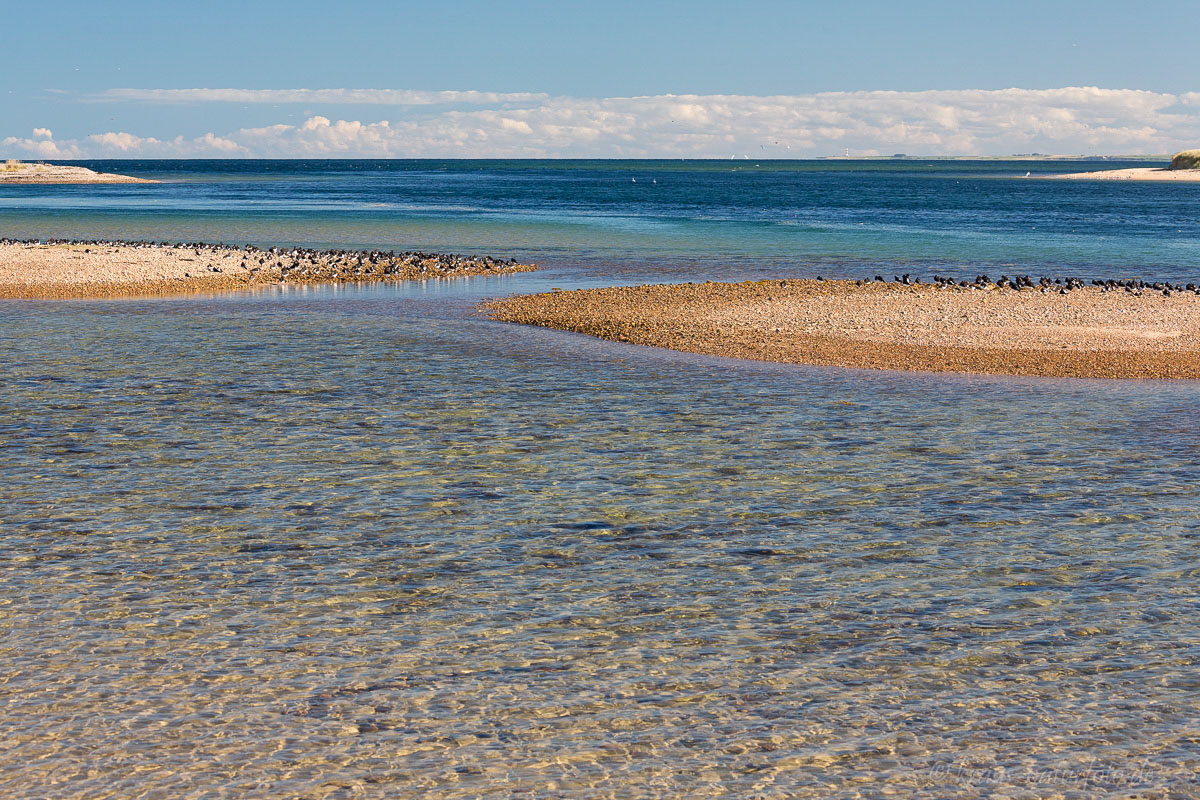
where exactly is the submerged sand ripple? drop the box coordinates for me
[482,279,1200,379]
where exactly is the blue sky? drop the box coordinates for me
[3,0,1198,158]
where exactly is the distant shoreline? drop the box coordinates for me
[0,240,535,299]
[483,279,1200,379]
[9,155,1175,165]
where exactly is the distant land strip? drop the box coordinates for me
[0,239,536,299]
[481,278,1200,379]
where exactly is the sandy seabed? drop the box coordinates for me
[482,280,1200,379]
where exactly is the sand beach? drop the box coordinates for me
[0,161,156,184]
[1050,167,1200,182]
[483,278,1200,379]
[0,240,535,298]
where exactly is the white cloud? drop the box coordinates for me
[8,87,1200,158]
[1,128,245,158]
[2,129,83,158]
[237,116,397,155]
[84,130,246,156]
[93,88,550,106]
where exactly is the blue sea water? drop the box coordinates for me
[2,160,1199,799]
[3,158,1199,281]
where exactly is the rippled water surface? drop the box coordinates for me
[2,162,1200,798]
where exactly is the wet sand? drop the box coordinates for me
[0,240,535,299]
[482,280,1200,379]
[0,163,156,184]
[1050,167,1200,182]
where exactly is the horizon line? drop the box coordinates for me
[16,154,1174,162]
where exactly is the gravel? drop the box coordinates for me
[481,279,1200,379]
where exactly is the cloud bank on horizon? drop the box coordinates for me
[5,87,1199,159]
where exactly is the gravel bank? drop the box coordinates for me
[481,279,1200,379]
[0,240,536,299]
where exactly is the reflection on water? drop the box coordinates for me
[2,282,1199,797]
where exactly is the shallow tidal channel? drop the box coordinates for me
[2,277,1199,798]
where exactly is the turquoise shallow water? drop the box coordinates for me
[2,162,1200,797]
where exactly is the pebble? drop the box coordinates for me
[0,238,536,299]
[481,277,1200,379]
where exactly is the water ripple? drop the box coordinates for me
[2,284,1199,798]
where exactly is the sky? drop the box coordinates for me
[2,0,1198,158]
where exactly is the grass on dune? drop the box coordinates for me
[1169,150,1200,170]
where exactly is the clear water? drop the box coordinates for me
[2,161,1199,798]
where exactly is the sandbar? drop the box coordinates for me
[482,280,1200,379]
[0,240,535,299]
[1049,167,1200,182]
[0,162,156,184]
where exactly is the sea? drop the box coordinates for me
[2,160,1199,799]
